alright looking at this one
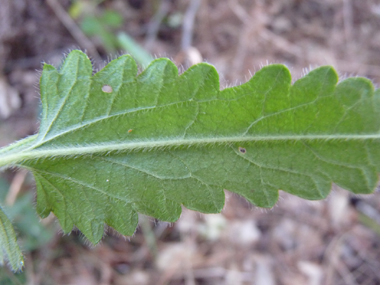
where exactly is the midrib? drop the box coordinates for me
[0,133,379,167]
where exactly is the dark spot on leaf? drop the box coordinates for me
[239,147,246,154]
[102,85,113,93]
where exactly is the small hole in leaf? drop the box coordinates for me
[102,85,113,93]
[239,147,246,154]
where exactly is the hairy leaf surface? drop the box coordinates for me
[0,207,23,271]
[0,50,379,243]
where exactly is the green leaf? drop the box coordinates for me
[0,207,24,272]
[101,10,123,27]
[80,16,102,36]
[2,192,54,251]
[117,32,155,67]
[0,50,379,244]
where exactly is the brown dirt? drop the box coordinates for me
[1,0,380,284]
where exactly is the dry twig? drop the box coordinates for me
[145,0,171,50]
[46,0,101,62]
[5,169,28,206]
[182,0,202,51]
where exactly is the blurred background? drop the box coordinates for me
[0,0,380,284]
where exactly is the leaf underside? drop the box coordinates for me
[1,50,379,244]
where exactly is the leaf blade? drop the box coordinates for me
[0,207,24,271]
[0,50,379,244]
